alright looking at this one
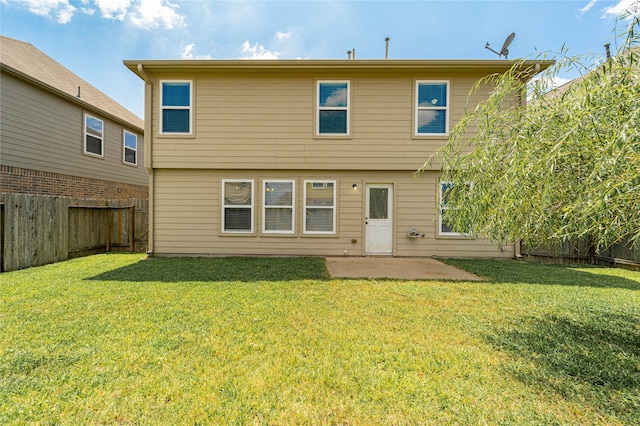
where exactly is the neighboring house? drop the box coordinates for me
[125,58,549,258]
[0,36,147,199]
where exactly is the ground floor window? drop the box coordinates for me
[263,180,294,233]
[304,180,336,234]
[439,181,467,236]
[222,179,254,233]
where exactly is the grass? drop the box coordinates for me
[1,254,639,425]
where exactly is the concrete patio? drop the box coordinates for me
[325,257,483,281]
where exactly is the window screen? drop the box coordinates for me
[161,81,191,134]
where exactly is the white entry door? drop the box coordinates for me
[365,184,393,254]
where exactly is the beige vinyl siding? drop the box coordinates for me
[148,71,493,171]
[0,73,147,186]
[152,168,511,258]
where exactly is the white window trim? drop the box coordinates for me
[316,80,350,136]
[438,180,472,237]
[83,113,104,158]
[222,179,254,234]
[415,80,449,136]
[160,80,193,135]
[303,179,336,235]
[262,180,295,234]
[123,130,137,166]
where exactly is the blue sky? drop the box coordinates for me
[1,0,638,119]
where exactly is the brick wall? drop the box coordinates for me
[0,166,148,199]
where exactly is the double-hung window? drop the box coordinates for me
[84,113,103,157]
[161,80,192,134]
[304,180,336,234]
[317,81,350,136]
[222,179,254,233]
[439,181,470,236]
[263,180,295,233]
[416,81,449,135]
[123,130,137,165]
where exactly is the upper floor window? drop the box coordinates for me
[84,113,103,157]
[415,81,449,135]
[161,80,192,134]
[222,179,254,233]
[304,180,336,234]
[263,180,295,234]
[123,130,137,166]
[317,81,350,136]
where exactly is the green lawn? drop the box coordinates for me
[1,254,638,425]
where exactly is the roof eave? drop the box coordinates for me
[124,59,554,80]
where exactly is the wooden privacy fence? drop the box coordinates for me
[0,193,148,272]
[523,238,640,270]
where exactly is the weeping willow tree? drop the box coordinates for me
[424,16,640,252]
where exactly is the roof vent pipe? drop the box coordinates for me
[604,43,611,59]
[77,86,81,98]
[352,48,356,59]
[385,37,390,59]
[347,50,352,60]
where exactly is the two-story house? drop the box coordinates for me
[1,36,147,199]
[125,59,550,258]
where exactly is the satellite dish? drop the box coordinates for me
[485,32,515,59]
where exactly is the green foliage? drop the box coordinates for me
[425,17,640,250]
[1,254,639,424]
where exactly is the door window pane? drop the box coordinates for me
[369,188,388,219]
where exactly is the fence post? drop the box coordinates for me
[129,205,135,251]
[106,209,111,252]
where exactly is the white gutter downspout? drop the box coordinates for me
[137,64,154,256]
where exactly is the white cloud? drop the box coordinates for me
[95,0,131,21]
[603,0,640,17]
[4,0,186,28]
[181,43,212,59]
[324,88,348,107]
[417,110,437,129]
[276,31,292,41]
[241,41,280,59]
[80,1,95,16]
[549,76,573,90]
[579,0,598,14]
[129,0,186,30]
[10,0,77,24]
